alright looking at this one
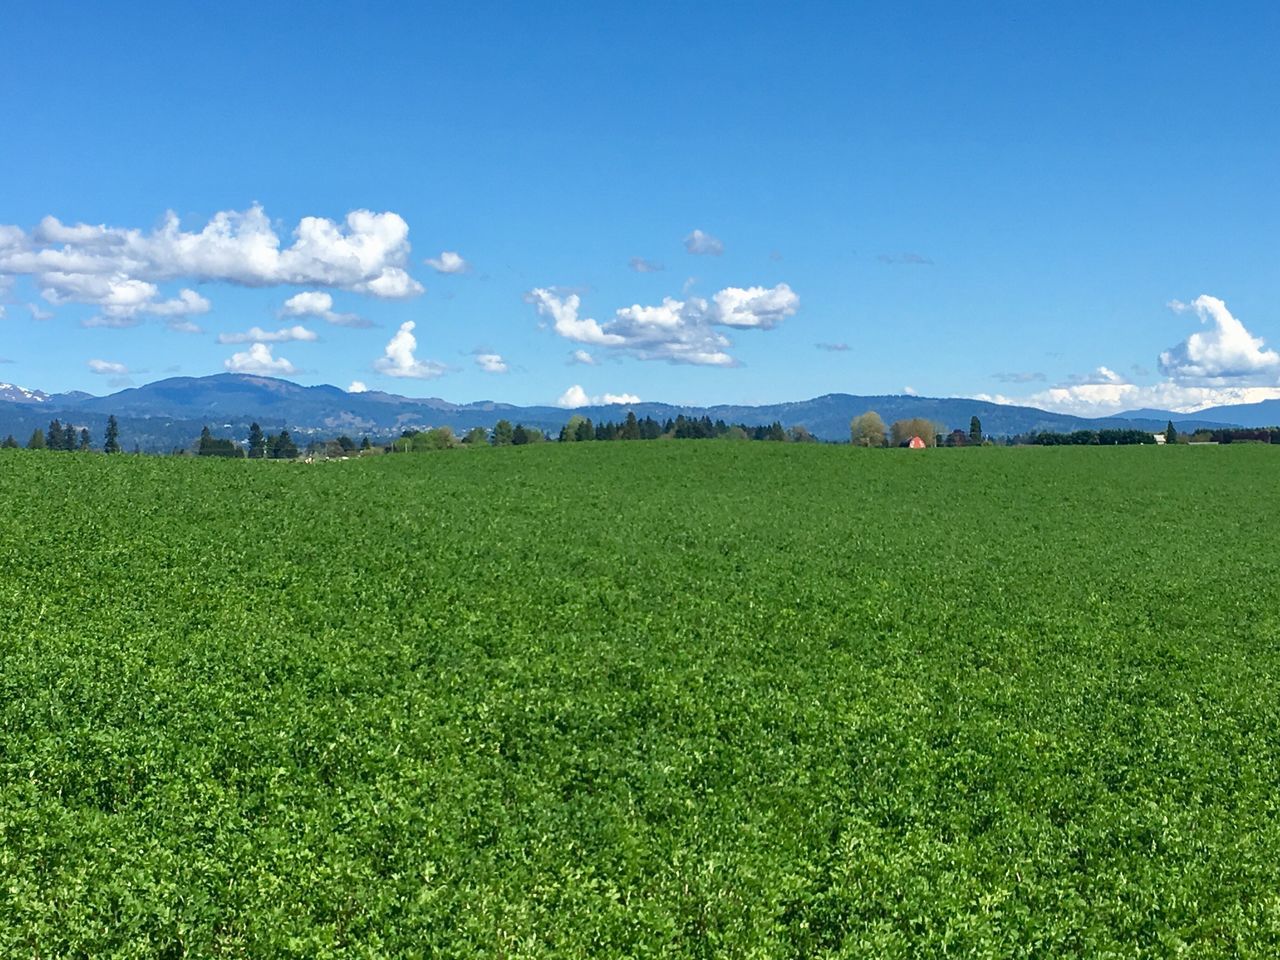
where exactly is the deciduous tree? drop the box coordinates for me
[850,411,887,447]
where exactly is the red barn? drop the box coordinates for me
[908,435,927,449]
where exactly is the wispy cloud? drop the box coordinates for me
[991,371,1046,383]
[474,351,508,374]
[684,229,724,256]
[87,358,129,375]
[217,325,318,344]
[425,251,469,274]
[816,342,850,352]
[877,252,934,265]
[629,256,664,273]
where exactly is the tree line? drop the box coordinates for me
[849,412,987,447]
[2,416,121,453]
[385,413,819,452]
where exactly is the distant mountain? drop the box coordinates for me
[0,374,1248,451]
[1150,399,1280,429]
[0,382,51,404]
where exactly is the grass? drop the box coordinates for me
[3,442,1280,957]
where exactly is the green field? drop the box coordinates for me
[3,443,1280,957]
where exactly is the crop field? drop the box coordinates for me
[3,443,1280,957]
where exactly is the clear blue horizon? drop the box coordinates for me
[2,2,1278,414]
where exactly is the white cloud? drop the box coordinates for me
[1159,295,1280,382]
[978,371,1280,417]
[281,290,367,327]
[603,391,642,405]
[556,384,641,408]
[526,289,624,346]
[425,251,469,274]
[904,385,918,396]
[217,325,318,344]
[474,352,508,374]
[348,380,368,393]
[557,384,591,408]
[28,303,53,321]
[224,342,299,376]
[166,319,204,334]
[711,284,798,329]
[569,349,597,365]
[373,321,447,379]
[629,256,664,273]
[0,206,422,325]
[528,282,798,365]
[88,358,129,375]
[684,229,724,256]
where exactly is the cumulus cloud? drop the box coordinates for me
[977,359,1280,416]
[1159,295,1280,382]
[88,358,129,375]
[903,386,919,396]
[684,229,724,256]
[629,256,664,273]
[224,342,299,376]
[527,282,798,366]
[373,321,447,379]
[425,251,469,274]
[0,205,422,324]
[712,284,798,328]
[569,349,597,365]
[217,325,318,344]
[281,290,367,327]
[556,384,641,408]
[474,352,508,374]
[348,380,368,393]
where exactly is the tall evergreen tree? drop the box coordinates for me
[62,423,77,451]
[269,429,299,459]
[1,435,17,449]
[969,416,983,445]
[512,424,530,445]
[247,422,266,459]
[1165,420,1178,444]
[78,428,91,451]
[621,411,641,440]
[359,436,372,451]
[28,428,46,450]
[103,415,121,453]
[491,420,515,446]
[47,419,64,451]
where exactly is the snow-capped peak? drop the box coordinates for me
[0,382,50,404]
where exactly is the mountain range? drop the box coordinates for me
[0,374,1265,451]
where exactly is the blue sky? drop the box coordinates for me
[2,1,1278,414]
